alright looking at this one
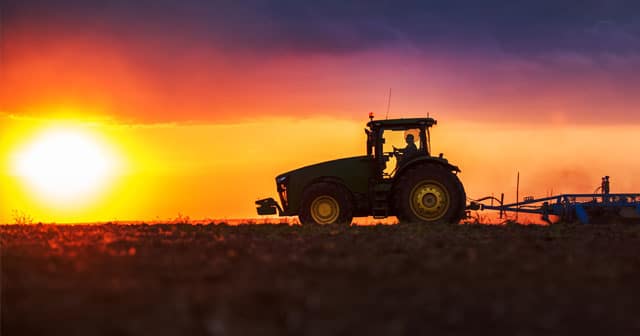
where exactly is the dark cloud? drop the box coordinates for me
[4,0,640,56]
[3,0,640,124]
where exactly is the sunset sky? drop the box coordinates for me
[2,0,640,223]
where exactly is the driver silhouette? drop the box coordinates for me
[395,134,417,156]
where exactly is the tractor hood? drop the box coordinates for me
[276,156,371,181]
[273,155,376,216]
[274,155,375,215]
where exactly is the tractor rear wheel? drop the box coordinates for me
[299,182,353,226]
[393,164,466,224]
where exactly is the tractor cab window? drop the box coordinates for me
[380,128,426,176]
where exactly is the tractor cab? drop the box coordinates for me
[366,116,436,179]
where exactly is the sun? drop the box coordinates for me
[12,126,118,205]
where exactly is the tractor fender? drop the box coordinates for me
[302,177,355,207]
[302,177,360,212]
[396,156,461,178]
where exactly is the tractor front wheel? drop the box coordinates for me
[393,164,466,224]
[299,182,353,226]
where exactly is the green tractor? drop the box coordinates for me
[256,115,467,225]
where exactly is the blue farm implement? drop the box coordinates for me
[467,176,640,224]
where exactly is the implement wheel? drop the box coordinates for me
[299,182,353,226]
[394,164,466,224]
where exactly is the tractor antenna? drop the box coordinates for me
[385,88,392,119]
[515,171,520,222]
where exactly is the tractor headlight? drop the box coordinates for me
[276,175,289,208]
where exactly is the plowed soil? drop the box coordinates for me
[3,223,640,335]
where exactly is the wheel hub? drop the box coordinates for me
[422,194,437,207]
[410,181,450,221]
[310,196,340,224]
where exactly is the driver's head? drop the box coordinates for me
[405,134,415,144]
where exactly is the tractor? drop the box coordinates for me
[256,114,467,225]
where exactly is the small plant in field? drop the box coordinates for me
[503,219,522,227]
[464,211,489,225]
[172,213,190,224]
[12,210,34,225]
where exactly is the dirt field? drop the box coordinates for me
[3,222,640,335]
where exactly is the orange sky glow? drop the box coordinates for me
[3,112,640,224]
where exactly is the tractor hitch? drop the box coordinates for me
[255,198,284,216]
